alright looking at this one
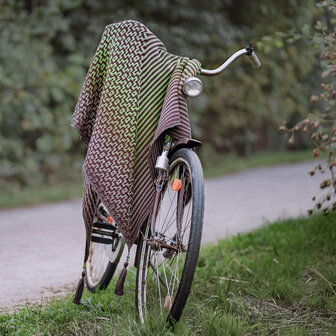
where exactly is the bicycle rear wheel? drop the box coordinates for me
[135,148,204,324]
[86,202,125,293]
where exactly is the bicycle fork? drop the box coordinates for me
[150,141,171,238]
[149,142,185,253]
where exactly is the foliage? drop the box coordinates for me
[0,0,327,186]
[0,0,86,187]
[62,0,322,157]
[280,0,336,214]
[1,213,335,335]
[197,0,318,156]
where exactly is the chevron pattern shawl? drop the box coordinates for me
[71,20,201,257]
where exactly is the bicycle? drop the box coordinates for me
[85,44,261,324]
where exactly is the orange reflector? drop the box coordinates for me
[171,178,182,191]
[107,216,113,223]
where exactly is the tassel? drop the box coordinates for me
[73,265,86,305]
[114,252,130,296]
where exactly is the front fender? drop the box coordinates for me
[168,137,202,158]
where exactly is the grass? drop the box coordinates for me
[0,179,83,210]
[203,148,317,178]
[0,149,317,210]
[1,213,335,335]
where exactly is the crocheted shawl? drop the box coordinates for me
[71,20,201,257]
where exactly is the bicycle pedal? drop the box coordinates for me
[91,221,119,245]
[92,221,117,232]
[91,235,113,245]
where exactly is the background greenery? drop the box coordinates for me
[0,0,329,188]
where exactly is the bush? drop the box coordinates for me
[280,0,336,213]
[0,1,86,186]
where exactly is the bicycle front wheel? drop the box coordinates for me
[136,148,204,324]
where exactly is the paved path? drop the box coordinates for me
[0,161,319,309]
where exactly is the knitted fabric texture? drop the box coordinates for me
[71,20,201,256]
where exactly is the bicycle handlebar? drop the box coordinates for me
[199,46,261,77]
[249,51,261,69]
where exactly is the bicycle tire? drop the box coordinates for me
[86,203,125,293]
[86,249,119,293]
[135,148,204,324]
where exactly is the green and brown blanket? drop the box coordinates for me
[72,20,201,261]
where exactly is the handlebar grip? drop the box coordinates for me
[249,51,261,68]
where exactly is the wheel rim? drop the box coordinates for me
[86,238,111,288]
[138,158,193,322]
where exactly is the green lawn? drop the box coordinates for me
[0,149,317,210]
[203,149,317,178]
[0,179,83,210]
[1,213,335,335]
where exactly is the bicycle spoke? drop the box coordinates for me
[160,189,178,233]
[150,261,169,292]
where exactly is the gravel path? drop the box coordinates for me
[0,161,319,309]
